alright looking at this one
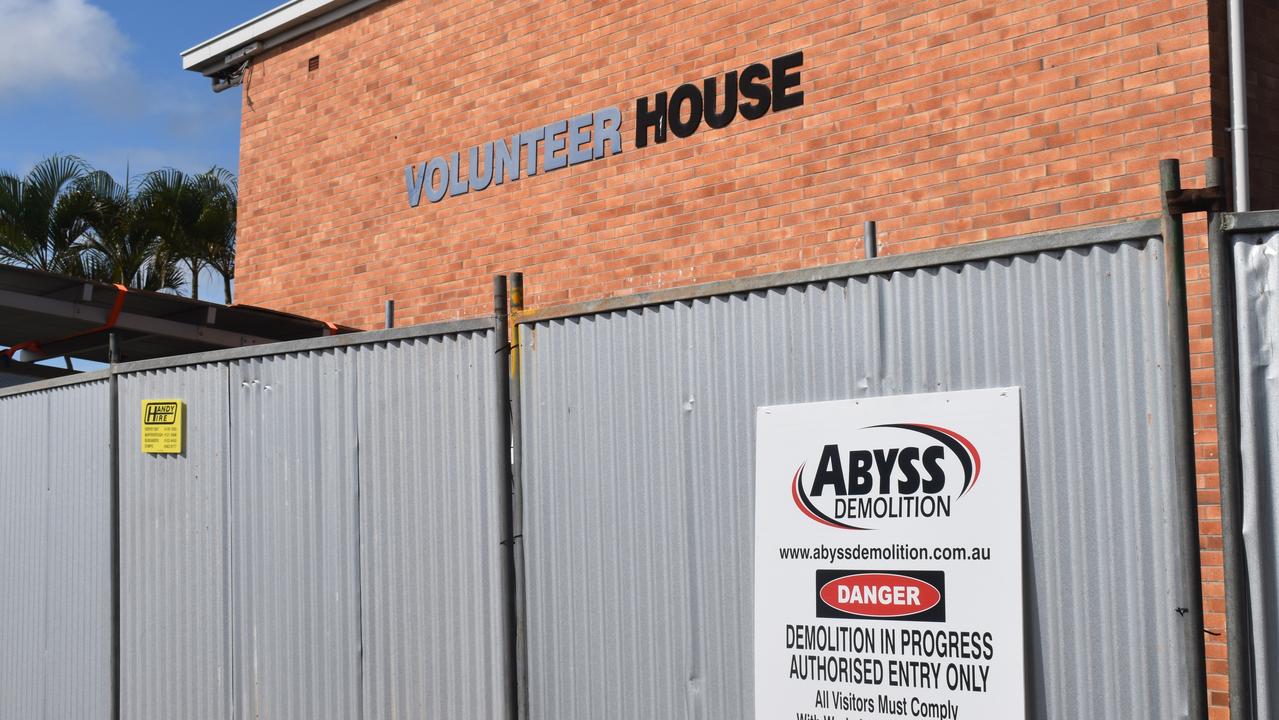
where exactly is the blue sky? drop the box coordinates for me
[0,0,271,179]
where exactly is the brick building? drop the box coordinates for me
[183,1,1278,717]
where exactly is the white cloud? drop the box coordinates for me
[0,0,129,95]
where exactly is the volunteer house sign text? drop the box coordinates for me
[404,51,805,206]
[755,389,1026,720]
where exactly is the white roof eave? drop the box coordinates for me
[181,0,381,76]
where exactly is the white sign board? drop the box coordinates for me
[755,388,1024,719]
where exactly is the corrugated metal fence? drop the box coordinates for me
[1,320,510,720]
[1219,214,1279,720]
[0,219,1212,719]
[516,222,1205,720]
[0,376,112,719]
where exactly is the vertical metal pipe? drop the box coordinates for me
[1159,158,1210,720]
[1229,0,1251,211]
[384,300,395,329]
[492,276,518,720]
[506,271,529,720]
[107,333,121,720]
[1207,157,1256,720]
[864,220,878,259]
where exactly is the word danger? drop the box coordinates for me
[833,580,923,608]
[791,423,981,529]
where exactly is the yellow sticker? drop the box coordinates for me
[141,399,185,454]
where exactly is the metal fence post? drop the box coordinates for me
[108,333,121,720]
[1159,158,1210,720]
[1207,157,1256,720]
[507,272,529,720]
[493,276,519,720]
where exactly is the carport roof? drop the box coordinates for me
[0,264,352,364]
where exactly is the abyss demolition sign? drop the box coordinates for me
[755,389,1024,720]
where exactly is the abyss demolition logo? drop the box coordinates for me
[791,424,981,530]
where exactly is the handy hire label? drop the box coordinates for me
[141,399,184,454]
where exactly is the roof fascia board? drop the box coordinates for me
[181,0,381,76]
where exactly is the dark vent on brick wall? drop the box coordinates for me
[308,56,320,72]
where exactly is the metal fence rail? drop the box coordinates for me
[0,377,112,720]
[517,225,1203,720]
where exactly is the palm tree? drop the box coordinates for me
[191,169,236,303]
[138,167,237,299]
[205,210,236,303]
[74,169,184,292]
[0,157,237,299]
[137,168,202,295]
[0,155,92,273]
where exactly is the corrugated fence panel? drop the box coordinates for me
[353,331,508,720]
[0,380,111,720]
[521,238,1198,720]
[118,324,506,719]
[1232,230,1279,720]
[120,364,232,720]
[0,390,48,720]
[43,381,114,717]
[230,349,363,720]
[524,309,692,719]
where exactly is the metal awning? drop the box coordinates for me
[0,357,75,389]
[0,265,352,364]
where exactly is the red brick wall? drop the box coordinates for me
[237,0,1216,325]
[236,1,1229,714]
